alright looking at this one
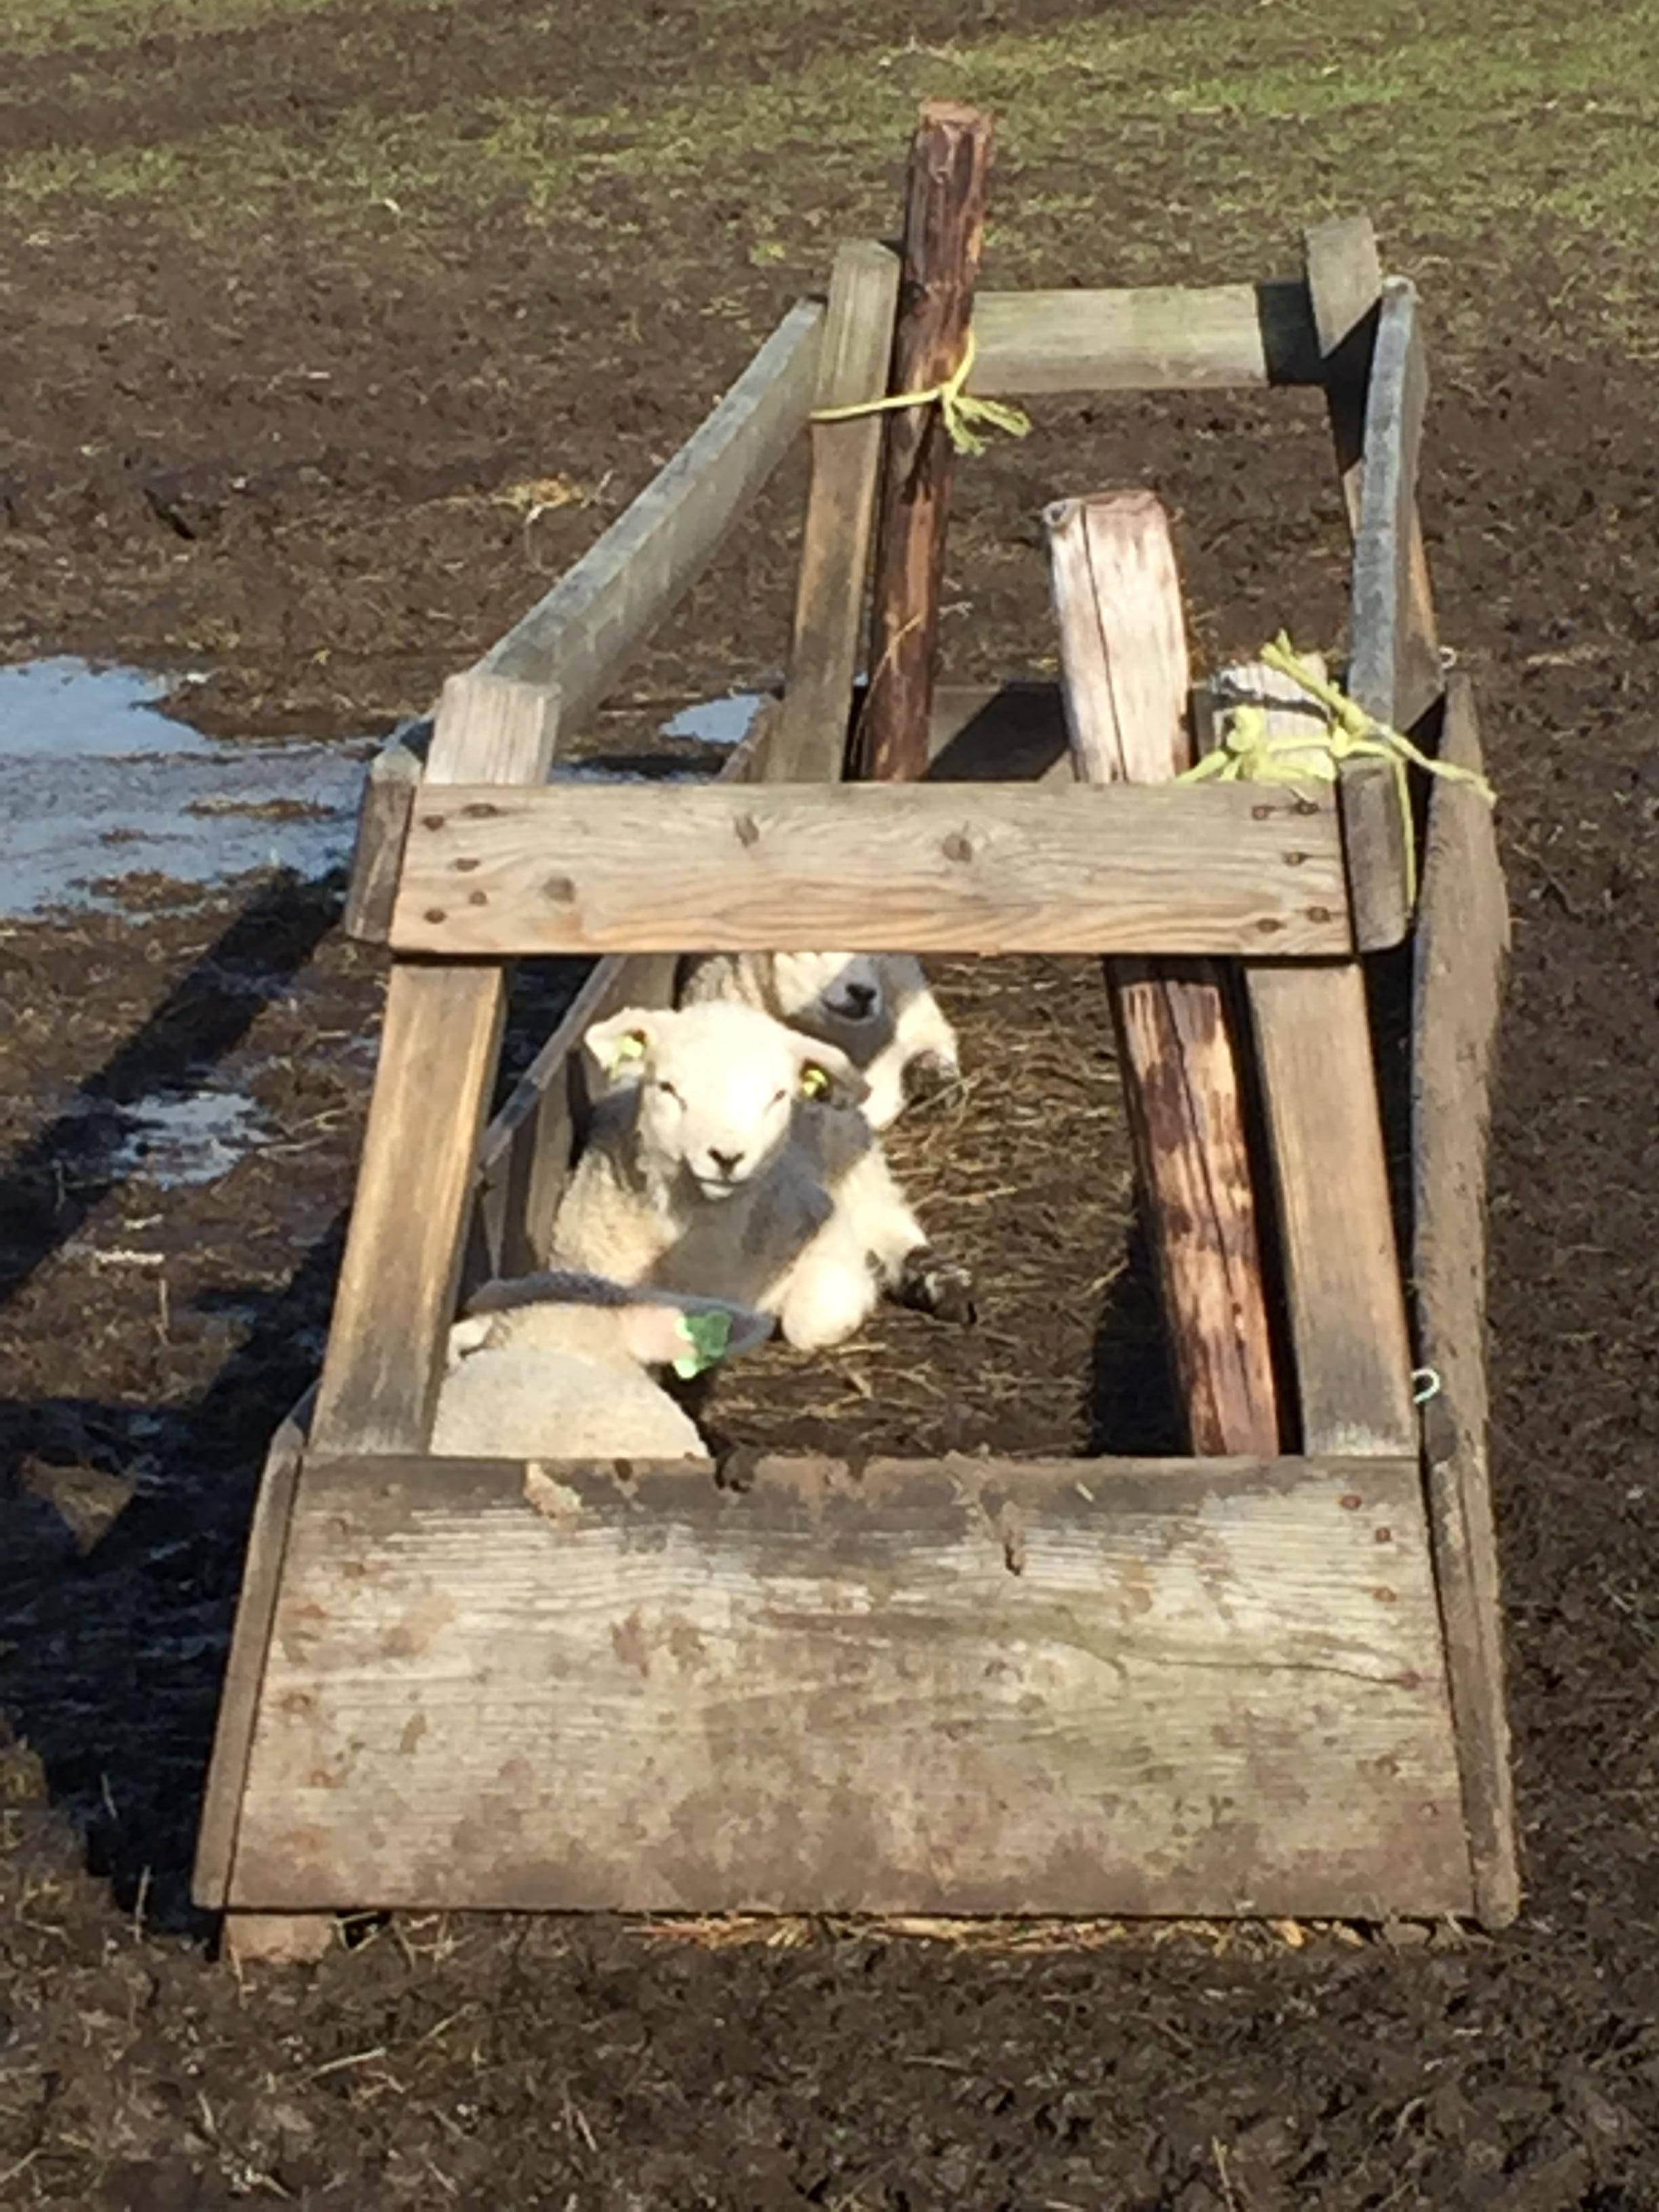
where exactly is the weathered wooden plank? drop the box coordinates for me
[769,241,901,783]
[390,781,1353,959]
[853,101,995,782]
[342,735,423,945]
[1047,489,1279,1456]
[1413,673,1518,1927]
[1340,756,1414,954]
[191,1399,310,1910]
[1303,221,1438,727]
[1348,279,1439,735]
[1248,960,1418,1456]
[476,300,823,729]
[312,672,554,1454]
[970,280,1322,393]
[227,1451,1471,1918]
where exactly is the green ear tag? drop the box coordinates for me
[799,1063,830,1101]
[608,1030,647,1075]
[672,1309,733,1379]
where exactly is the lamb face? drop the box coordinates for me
[583,1001,867,1203]
[769,952,887,1030]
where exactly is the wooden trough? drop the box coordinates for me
[193,205,1515,1962]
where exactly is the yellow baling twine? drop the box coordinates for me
[811,327,1032,458]
[1178,634,1496,907]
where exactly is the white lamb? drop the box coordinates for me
[674,951,960,1130]
[431,1269,773,1460]
[548,1000,974,1353]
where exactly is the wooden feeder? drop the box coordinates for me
[194,203,1514,1964]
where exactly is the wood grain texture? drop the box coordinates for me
[342,735,422,944]
[224,1912,335,1966]
[1303,221,1438,727]
[226,1451,1471,1918]
[1412,674,1518,1925]
[1347,279,1439,734]
[1047,491,1279,1456]
[972,279,1322,394]
[192,1400,310,1910]
[853,102,994,783]
[768,241,901,783]
[312,672,556,1455]
[477,300,822,729]
[1247,960,1418,1457]
[389,781,1353,958]
[1341,756,1414,954]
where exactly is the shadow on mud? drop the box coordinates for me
[0,877,345,1935]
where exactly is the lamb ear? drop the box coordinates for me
[584,1008,656,1083]
[789,1033,868,1111]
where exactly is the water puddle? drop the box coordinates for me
[661,691,767,747]
[107,1088,272,1190]
[0,658,365,918]
[0,661,771,922]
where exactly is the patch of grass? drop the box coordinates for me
[4,0,1658,350]
[0,0,442,59]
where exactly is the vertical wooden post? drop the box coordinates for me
[850,101,994,783]
[311,672,557,1456]
[771,240,903,783]
[1047,491,1280,1456]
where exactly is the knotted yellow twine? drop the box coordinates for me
[1178,633,1496,907]
[811,327,1032,457]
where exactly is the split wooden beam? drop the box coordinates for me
[389,779,1353,959]
[852,101,995,782]
[1047,490,1280,1456]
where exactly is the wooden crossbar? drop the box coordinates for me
[970,281,1322,392]
[387,781,1353,958]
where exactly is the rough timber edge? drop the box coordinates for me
[1412,672,1519,1928]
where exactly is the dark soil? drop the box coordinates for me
[5,7,1659,2207]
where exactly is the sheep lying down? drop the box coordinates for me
[432,1269,773,1460]
[550,999,975,1354]
[675,951,960,1131]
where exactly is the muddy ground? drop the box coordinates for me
[4,0,1659,2205]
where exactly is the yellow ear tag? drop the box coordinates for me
[798,1063,831,1101]
[607,1030,647,1076]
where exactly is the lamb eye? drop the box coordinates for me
[657,1080,682,1104]
[770,1088,787,1107]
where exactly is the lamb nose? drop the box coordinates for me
[708,1148,744,1177]
[844,983,876,1012]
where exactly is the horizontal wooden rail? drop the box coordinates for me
[476,298,823,733]
[970,281,1321,394]
[389,781,1352,957]
[221,1448,1470,1918]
